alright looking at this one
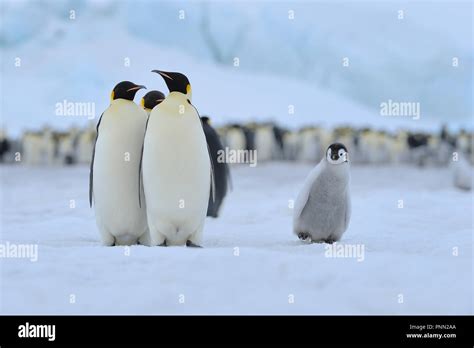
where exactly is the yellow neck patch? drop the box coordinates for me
[140,98,145,108]
[110,90,115,102]
[186,84,191,94]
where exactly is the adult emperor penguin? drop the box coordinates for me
[293,143,351,243]
[89,81,148,246]
[141,90,165,115]
[201,116,231,218]
[142,70,212,247]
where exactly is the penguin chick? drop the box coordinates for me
[293,143,351,243]
[141,90,165,115]
[90,81,149,246]
[201,116,231,218]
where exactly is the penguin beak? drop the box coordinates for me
[156,98,165,103]
[127,85,147,92]
[152,70,176,94]
[152,70,173,81]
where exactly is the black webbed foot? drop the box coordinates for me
[297,232,311,242]
[186,240,202,248]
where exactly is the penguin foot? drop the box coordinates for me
[159,240,167,247]
[297,232,312,243]
[186,240,202,248]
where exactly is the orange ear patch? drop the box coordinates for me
[110,90,115,102]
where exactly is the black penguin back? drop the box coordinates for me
[201,117,230,218]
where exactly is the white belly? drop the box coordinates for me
[255,127,275,162]
[142,96,210,245]
[93,100,148,242]
[226,129,246,151]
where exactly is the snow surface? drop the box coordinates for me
[1,163,472,314]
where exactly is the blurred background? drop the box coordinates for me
[0,0,472,167]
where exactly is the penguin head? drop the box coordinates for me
[201,116,211,125]
[152,70,192,101]
[111,81,146,102]
[326,143,349,165]
[140,90,166,111]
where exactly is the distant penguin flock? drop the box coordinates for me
[8,120,473,170]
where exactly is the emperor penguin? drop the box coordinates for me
[298,127,324,163]
[283,130,300,161]
[452,154,472,191]
[201,116,231,218]
[142,70,212,247]
[293,143,351,243]
[0,128,10,162]
[77,123,96,164]
[254,124,276,162]
[225,125,247,154]
[43,127,56,165]
[141,90,165,116]
[89,81,148,246]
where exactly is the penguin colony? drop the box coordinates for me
[85,71,353,246]
[1,75,472,246]
[7,123,473,169]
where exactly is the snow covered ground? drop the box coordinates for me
[0,163,472,314]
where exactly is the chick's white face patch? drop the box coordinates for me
[327,147,349,165]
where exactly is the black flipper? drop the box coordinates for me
[224,157,233,191]
[189,101,216,203]
[207,142,216,204]
[138,115,151,208]
[89,113,103,208]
